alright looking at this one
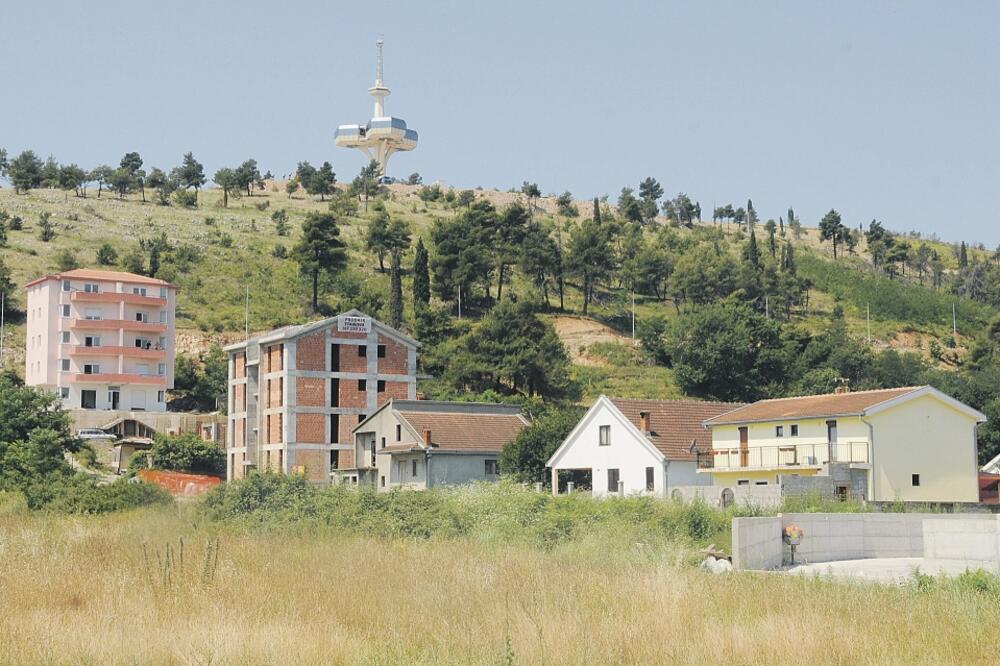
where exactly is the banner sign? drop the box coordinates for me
[338,315,372,333]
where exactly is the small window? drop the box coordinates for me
[59,387,69,399]
[84,283,99,293]
[737,480,750,486]
[377,344,386,358]
[377,380,386,393]
[157,390,165,402]
[645,467,654,492]
[357,414,366,423]
[755,481,768,486]
[396,424,402,441]
[159,311,166,323]
[911,474,920,487]
[62,280,70,291]
[135,312,147,322]
[60,359,70,371]
[775,426,783,438]
[85,308,102,320]
[85,336,101,347]
[381,436,386,449]
[83,363,100,375]
[380,475,386,487]
[790,425,799,437]
[329,451,339,470]
[132,287,147,296]
[60,304,70,317]
[159,287,167,298]
[357,345,366,357]
[61,331,70,344]
[485,460,498,475]
[598,425,611,446]
[411,459,418,477]
[157,363,166,376]
[357,379,366,391]
[607,468,620,493]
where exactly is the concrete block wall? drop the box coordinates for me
[778,513,865,564]
[731,517,783,570]
[923,516,1000,573]
[671,485,782,509]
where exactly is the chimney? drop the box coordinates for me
[422,429,432,445]
[639,411,651,434]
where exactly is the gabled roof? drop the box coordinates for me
[609,397,747,460]
[224,309,419,352]
[547,395,746,468]
[26,268,176,289]
[357,399,528,454]
[982,451,1000,475]
[704,385,986,426]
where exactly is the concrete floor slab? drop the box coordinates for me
[784,557,972,584]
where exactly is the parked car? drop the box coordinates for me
[76,428,111,440]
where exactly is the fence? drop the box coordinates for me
[698,441,869,471]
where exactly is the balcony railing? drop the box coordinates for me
[69,372,166,385]
[66,345,167,358]
[69,318,168,333]
[697,441,869,471]
[70,291,167,306]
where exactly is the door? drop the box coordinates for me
[738,427,749,467]
[826,420,838,462]
[108,387,120,410]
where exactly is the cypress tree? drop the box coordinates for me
[412,238,430,306]
[592,197,601,225]
[389,250,403,329]
[959,241,969,268]
[744,229,761,269]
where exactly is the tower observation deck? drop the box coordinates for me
[335,40,418,179]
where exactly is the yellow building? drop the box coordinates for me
[699,386,985,503]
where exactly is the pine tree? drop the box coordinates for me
[959,241,969,268]
[412,238,430,306]
[293,212,347,310]
[389,250,403,329]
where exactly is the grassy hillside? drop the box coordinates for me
[0,182,993,400]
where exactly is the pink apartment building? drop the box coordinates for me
[25,269,177,411]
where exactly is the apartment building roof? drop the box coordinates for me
[609,397,747,460]
[26,268,176,289]
[358,399,529,454]
[703,385,986,426]
[224,309,419,352]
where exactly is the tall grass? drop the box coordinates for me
[0,506,997,664]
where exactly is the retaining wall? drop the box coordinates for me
[923,516,1000,573]
[731,517,783,571]
[671,484,782,509]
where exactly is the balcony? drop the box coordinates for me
[66,345,167,359]
[70,372,165,385]
[697,441,870,471]
[69,318,168,333]
[70,291,167,307]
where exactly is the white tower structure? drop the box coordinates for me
[335,40,418,179]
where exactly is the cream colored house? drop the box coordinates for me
[700,386,985,503]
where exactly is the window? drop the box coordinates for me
[377,380,386,393]
[790,425,799,437]
[911,474,920,487]
[645,467,654,492]
[157,363,166,376]
[485,460,498,475]
[135,312,148,323]
[132,287,147,296]
[60,359,70,372]
[80,390,97,409]
[598,425,611,446]
[85,336,100,347]
[330,378,340,406]
[377,344,386,358]
[396,424,402,441]
[62,280,70,291]
[755,481,768,486]
[775,425,784,438]
[61,331,70,344]
[357,379,367,391]
[136,363,149,376]
[60,304,70,317]
[159,287,167,298]
[381,475,386,487]
[357,414,366,423]
[330,451,339,470]
[737,480,750,486]
[381,436,386,449]
[85,308,102,320]
[411,459,418,477]
[159,311,166,323]
[330,414,340,443]
[357,345,366,357]
[158,336,166,348]
[59,387,69,399]
[84,283,99,293]
[157,390,165,403]
[330,344,341,372]
[607,468,620,493]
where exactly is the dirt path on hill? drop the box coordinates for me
[550,316,630,364]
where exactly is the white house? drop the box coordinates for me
[547,395,746,497]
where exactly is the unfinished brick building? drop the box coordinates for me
[224,310,418,483]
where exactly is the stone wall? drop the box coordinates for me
[731,517,783,570]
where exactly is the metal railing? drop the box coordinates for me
[697,441,869,470]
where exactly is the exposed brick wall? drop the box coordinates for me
[382,381,411,401]
[339,415,359,444]
[296,413,326,444]
[296,377,326,407]
[232,418,245,448]
[338,450,355,469]
[266,377,283,408]
[234,352,246,379]
[295,449,326,482]
[231,452,245,479]
[266,412,283,444]
[339,380,368,408]
[377,335,410,375]
[233,384,245,412]
[338,342,368,373]
[264,344,283,373]
[296,332,326,371]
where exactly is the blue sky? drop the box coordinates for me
[1,1,998,243]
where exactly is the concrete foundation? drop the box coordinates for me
[731,517,783,570]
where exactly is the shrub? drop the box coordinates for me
[145,433,225,476]
[95,243,118,265]
[174,190,198,208]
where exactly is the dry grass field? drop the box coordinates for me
[1,506,997,665]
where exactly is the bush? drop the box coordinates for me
[44,477,173,514]
[174,190,198,208]
[145,433,225,475]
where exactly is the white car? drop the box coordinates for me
[77,428,111,440]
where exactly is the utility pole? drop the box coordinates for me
[0,291,5,365]
[867,302,871,344]
[244,285,250,339]
[952,303,957,338]
[631,289,636,342]
[457,288,462,320]
[765,295,769,319]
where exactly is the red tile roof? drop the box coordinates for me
[609,398,747,461]
[26,268,176,288]
[703,387,924,425]
[397,410,528,453]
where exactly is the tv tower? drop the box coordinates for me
[335,40,418,179]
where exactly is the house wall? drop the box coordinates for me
[356,404,411,489]
[550,400,707,497]
[867,394,980,503]
[710,469,821,487]
[427,452,499,488]
[711,417,870,464]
